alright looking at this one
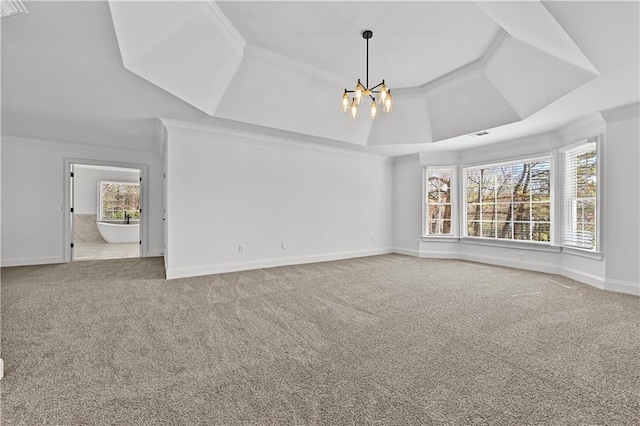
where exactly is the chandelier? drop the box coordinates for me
[341,30,392,119]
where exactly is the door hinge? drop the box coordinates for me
[70,207,74,213]
[140,177,142,182]
[139,241,142,245]
[71,243,74,248]
[70,172,74,178]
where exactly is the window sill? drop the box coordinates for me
[421,236,460,243]
[562,247,603,260]
[460,238,562,253]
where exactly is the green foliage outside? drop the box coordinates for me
[101,182,140,221]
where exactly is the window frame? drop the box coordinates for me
[422,166,458,239]
[560,137,601,253]
[461,154,555,245]
[97,179,141,222]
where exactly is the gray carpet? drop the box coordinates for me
[1,254,639,425]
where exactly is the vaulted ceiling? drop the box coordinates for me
[2,1,639,156]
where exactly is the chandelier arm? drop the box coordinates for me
[370,81,385,90]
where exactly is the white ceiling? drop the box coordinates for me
[1,1,639,157]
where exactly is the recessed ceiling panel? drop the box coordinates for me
[214,47,372,145]
[484,36,599,119]
[426,73,521,142]
[217,1,500,88]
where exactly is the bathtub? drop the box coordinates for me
[96,222,140,243]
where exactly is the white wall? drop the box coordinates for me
[1,136,164,266]
[393,154,421,256]
[603,110,640,294]
[73,166,139,215]
[162,120,394,279]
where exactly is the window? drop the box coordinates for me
[561,141,598,250]
[464,158,551,243]
[425,167,455,236]
[99,180,140,221]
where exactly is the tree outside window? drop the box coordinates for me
[465,159,551,242]
[99,181,140,221]
[426,168,453,236]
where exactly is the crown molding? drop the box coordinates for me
[393,153,420,164]
[600,102,640,123]
[203,1,245,55]
[558,113,605,143]
[1,134,162,160]
[157,117,392,163]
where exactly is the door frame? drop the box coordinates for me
[63,158,149,262]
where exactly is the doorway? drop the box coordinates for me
[69,163,142,261]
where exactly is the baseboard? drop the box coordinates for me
[392,247,420,257]
[1,256,63,267]
[459,252,561,275]
[418,250,459,259]
[561,266,605,290]
[604,278,640,296]
[145,250,164,257]
[166,247,395,279]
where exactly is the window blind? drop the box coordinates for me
[561,142,597,250]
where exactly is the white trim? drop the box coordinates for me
[461,238,561,252]
[147,251,164,258]
[166,248,394,279]
[604,279,640,296]
[418,250,459,259]
[561,266,605,290]
[459,252,560,275]
[1,256,63,267]
[1,134,161,159]
[558,113,605,143]
[393,247,421,257]
[421,237,460,243]
[393,153,420,165]
[600,102,640,123]
[562,247,603,260]
[456,131,563,165]
[158,117,392,163]
[0,358,3,380]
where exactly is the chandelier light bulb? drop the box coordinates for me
[350,98,359,119]
[355,80,365,105]
[379,82,388,104]
[341,91,349,112]
[384,90,393,113]
[370,100,378,119]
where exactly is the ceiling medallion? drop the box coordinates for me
[341,30,392,119]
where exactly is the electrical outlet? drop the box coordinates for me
[238,244,245,253]
[518,253,524,261]
[52,205,62,211]
[370,236,375,244]
[281,241,287,249]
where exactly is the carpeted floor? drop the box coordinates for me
[1,254,639,424]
